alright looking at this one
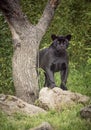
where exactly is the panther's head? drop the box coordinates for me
[51,34,71,53]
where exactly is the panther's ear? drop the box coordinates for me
[65,34,71,41]
[51,34,57,41]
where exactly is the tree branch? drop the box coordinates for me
[0,0,30,34]
[36,0,60,39]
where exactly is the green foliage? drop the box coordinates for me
[67,63,91,96]
[0,14,14,94]
[20,0,47,24]
[0,104,91,130]
[37,68,45,90]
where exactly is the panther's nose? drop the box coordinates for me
[60,44,64,47]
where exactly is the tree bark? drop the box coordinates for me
[0,0,59,104]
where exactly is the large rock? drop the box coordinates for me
[0,94,46,115]
[30,122,54,130]
[38,87,90,110]
[80,105,91,119]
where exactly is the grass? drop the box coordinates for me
[67,63,91,97]
[0,63,91,130]
[0,104,91,130]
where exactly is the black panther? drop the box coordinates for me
[38,34,71,90]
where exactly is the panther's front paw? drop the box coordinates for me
[48,84,56,89]
[60,84,68,90]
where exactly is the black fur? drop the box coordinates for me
[38,34,71,90]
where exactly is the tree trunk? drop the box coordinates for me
[12,26,40,103]
[0,0,59,104]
